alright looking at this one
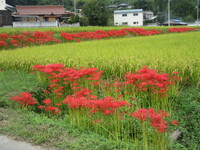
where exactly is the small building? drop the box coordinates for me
[144,11,154,20]
[12,5,74,28]
[114,9,143,26]
[162,19,188,26]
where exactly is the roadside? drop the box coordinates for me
[0,71,123,150]
[0,135,45,150]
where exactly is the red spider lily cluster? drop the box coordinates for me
[11,63,180,137]
[0,31,60,49]
[32,63,103,98]
[131,108,169,133]
[38,99,61,115]
[123,28,165,36]
[11,92,37,107]
[61,30,128,41]
[1,27,199,50]
[124,66,182,97]
[63,93,128,115]
[168,27,197,33]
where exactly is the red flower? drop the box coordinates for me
[103,109,114,115]
[56,103,61,106]
[11,92,37,106]
[92,119,102,124]
[171,120,179,125]
[173,72,179,74]
[38,105,44,109]
[0,41,7,47]
[44,106,61,114]
[131,108,148,121]
[43,99,51,104]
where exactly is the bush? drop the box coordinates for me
[68,15,80,24]
[79,17,89,26]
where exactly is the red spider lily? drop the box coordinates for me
[124,66,180,96]
[32,64,103,98]
[43,99,51,104]
[92,119,102,124]
[171,120,179,125]
[131,108,169,133]
[0,41,7,47]
[56,103,61,106]
[0,31,60,50]
[63,94,128,115]
[123,28,163,36]
[173,71,179,75]
[10,39,19,47]
[44,105,61,114]
[103,109,114,115]
[11,92,37,107]
[38,105,44,109]
[168,27,196,33]
[131,108,149,121]
[0,34,8,40]
[61,30,127,42]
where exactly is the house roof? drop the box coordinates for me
[15,5,65,15]
[108,5,118,8]
[118,3,129,7]
[114,9,143,14]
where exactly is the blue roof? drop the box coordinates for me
[163,19,183,22]
[114,9,143,14]
[163,19,187,25]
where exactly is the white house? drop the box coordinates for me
[114,9,143,26]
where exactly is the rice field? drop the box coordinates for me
[0,32,199,87]
[0,26,198,34]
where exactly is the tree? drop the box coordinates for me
[171,0,197,21]
[154,0,168,13]
[82,0,109,26]
[133,0,153,11]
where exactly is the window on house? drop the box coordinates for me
[122,14,127,17]
[44,18,49,22]
[133,13,138,16]
[122,22,128,25]
[133,22,139,24]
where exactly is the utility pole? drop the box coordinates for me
[168,0,171,26]
[197,0,199,26]
[74,0,76,14]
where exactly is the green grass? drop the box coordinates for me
[172,88,200,150]
[0,32,200,87]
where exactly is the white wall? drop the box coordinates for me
[13,21,59,28]
[0,0,6,10]
[60,23,80,27]
[114,12,143,26]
